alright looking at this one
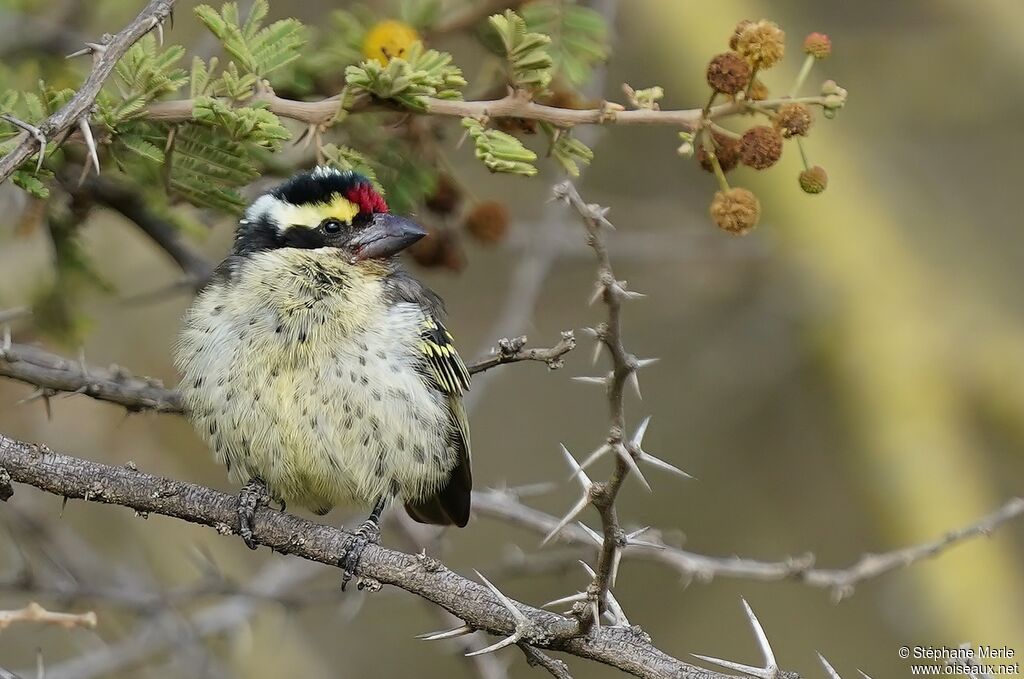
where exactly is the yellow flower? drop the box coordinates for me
[362,20,420,65]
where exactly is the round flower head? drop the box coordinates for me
[803,32,832,59]
[735,20,785,69]
[747,78,769,101]
[710,188,761,234]
[774,103,813,138]
[363,20,420,65]
[739,126,783,169]
[706,52,751,95]
[799,166,828,194]
[729,20,754,50]
[697,131,741,173]
[464,201,509,244]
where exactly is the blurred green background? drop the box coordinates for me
[1,0,1023,677]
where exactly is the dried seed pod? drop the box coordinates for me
[706,52,751,95]
[739,125,783,169]
[409,226,465,271]
[710,188,761,234]
[697,131,741,173]
[774,103,813,138]
[425,174,462,215]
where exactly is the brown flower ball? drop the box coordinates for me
[735,20,785,69]
[799,166,828,194]
[747,78,769,101]
[697,132,741,173]
[774,103,813,138]
[425,173,462,215]
[739,126,783,169]
[409,226,465,271]
[710,188,761,234]
[729,20,754,50]
[464,201,509,244]
[803,32,832,59]
[706,52,751,95]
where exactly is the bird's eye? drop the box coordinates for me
[322,218,344,234]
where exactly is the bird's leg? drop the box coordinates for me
[340,494,389,591]
[236,477,270,550]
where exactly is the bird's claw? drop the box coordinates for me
[237,478,270,550]
[340,518,381,591]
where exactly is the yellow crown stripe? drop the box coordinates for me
[277,195,360,228]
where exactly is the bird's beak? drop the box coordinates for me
[349,213,427,261]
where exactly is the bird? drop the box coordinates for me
[174,166,471,587]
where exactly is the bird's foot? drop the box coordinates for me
[237,477,270,550]
[340,518,381,591]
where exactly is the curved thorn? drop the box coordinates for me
[541,495,590,546]
[692,655,770,679]
[818,653,842,679]
[466,632,521,657]
[78,117,100,174]
[741,598,776,670]
[417,624,473,641]
[474,570,525,623]
[627,370,642,400]
[542,591,586,608]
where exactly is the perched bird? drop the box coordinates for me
[174,167,471,586]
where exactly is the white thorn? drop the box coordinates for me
[572,375,608,386]
[78,117,100,174]
[615,443,650,492]
[542,591,587,608]
[637,450,693,480]
[576,522,603,545]
[1,114,47,174]
[474,571,525,623]
[622,288,646,300]
[579,560,597,578]
[627,370,642,400]
[742,598,777,671]
[626,526,664,550]
[156,21,164,45]
[466,632,522,657]
[542,495,590,546]
[589,597,600,631]
[574,443,612,479]
[417,624,473,640]
[579,326,599,338]
[589,284,606,306]
[631,417,651,448]
[562,444,592,490]
[2,325,12,354]
[818,653,842,679]
[692,655,773,679]
[609,547,622,587]
[591,341,603,366]
[605,588,629,626]
[636,357,659,369]
[857,672,875,679]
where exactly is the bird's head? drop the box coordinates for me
[235,166,426,263]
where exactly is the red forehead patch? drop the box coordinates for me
[346,183,388,214]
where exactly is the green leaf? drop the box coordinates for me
[345,42,465,111]
[462,117,537,176]
[117,134,165,164]
[400,0,442,29]
[488,10,553,93]
[195,1,306,78]
[321,143,380,189]
[12,169,49,198]
[542,123,592,176]
[521,1,609,86]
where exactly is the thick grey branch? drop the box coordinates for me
[0,433,733,679]
[0,0,176,183]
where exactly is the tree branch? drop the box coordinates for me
[0,332,575,415]
[0,0,176,184]
[139,91,827,130]
[0,433,738,679]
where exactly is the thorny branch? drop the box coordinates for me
[0,0,176,183]
[0,433,736,679]
[1,339,1021,602]
[546,181,683,630]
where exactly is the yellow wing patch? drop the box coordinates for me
[273,195,360,228]
[418,316,471,396]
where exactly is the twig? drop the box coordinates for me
[0,432,740,679]
[0,334,575,414]
[0,308,31,325]
[140,91,826,131]
[0,0,176,184]
[519,643,574,679]
[0,602,97,631]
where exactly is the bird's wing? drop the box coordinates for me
[405,312,473,527]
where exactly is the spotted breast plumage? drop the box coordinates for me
[174,167,471,583]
